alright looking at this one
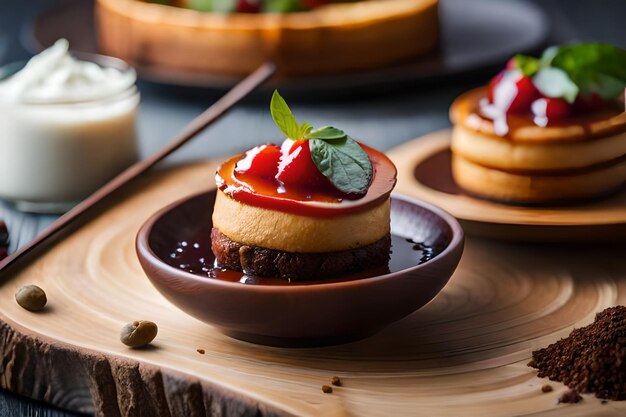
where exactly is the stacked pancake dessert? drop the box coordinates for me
[212,91,397,281]
[450,43,626,204]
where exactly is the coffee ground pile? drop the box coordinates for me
[529,306,626,401]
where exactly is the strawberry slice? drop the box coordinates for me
[531,97,572,125]
[488,58,532,103]
[487,71,505,103]
[489,70,540,114]
[235,144,282,178]
[303,0,331,9]
[507,75,541,114]
[275,140,330,188]
[543,97,571,120]
[236,0,260,13]
[574,93,604,113]
[505,57,518,69]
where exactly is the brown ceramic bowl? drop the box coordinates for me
[136,190,464,347]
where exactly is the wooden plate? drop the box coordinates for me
[1,162,626,416]
[27,0,548,96]
[388,130,626,242]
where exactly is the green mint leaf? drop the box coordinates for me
[263,0,306,13]
[213,0,236,12]
[188,0,214,11]
[514,54,540,77]
[586,73,626,99]
[549,43,626,99]
[532,67,579,103]
[306,126,347,141]
[270,90,301,140]
[539,46,559,66]
[300,122,313,138]
[309,137,373,195]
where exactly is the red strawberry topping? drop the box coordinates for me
[573,93,604,112]
[505,57,518,69]
[236,0,260,13]
[488,70,541,114]
[275,140,330,188]
[507,74,541,114]
[531,97,572,126]
[234,144,282,178]
[303,0,331,8]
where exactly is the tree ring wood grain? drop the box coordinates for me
[1,162,626,416]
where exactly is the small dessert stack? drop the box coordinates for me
[211,91,397,281]
[450,43,626,204]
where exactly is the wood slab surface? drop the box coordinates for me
[388,130,626,242]
[1,161,626,416]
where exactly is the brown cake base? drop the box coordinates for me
[451,153,626,205]
[211,228,391,281]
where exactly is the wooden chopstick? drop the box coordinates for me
[0,62,277,273]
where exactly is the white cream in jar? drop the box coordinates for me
[0,39,139,212]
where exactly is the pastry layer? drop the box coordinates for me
[450,87,626,143]
[212,189,391,253]
[211,228,391,281]
[452,154,626,204]
[97,0,439,75]
[451,125,626,172]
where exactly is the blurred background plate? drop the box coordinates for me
[27,0,548,96]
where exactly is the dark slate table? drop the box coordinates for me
[0,0,624,415]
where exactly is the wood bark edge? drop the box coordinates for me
[0,317,285,417]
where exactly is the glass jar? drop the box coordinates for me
[0,53,139,213]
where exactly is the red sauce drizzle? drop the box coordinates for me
[216,144,397,217]
[477,102,625,140]
[463,87,626,141]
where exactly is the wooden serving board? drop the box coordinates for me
[1,162,626,417]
